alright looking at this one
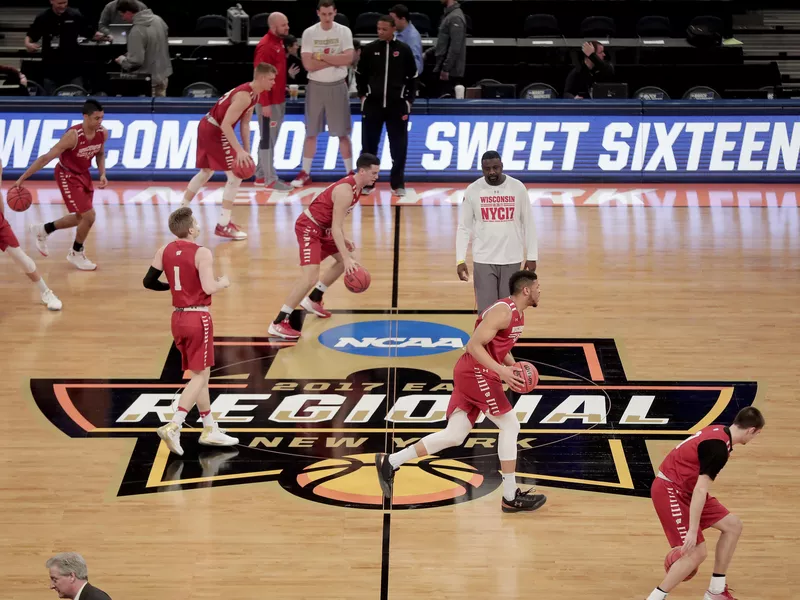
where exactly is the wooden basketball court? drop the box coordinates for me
[1,181,798,599]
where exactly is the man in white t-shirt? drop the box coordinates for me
[292,0,355,188]
[456,150,538,313]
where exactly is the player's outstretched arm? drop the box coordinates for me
[466,305,525,390]
[331,185,359,275]
[681,474,712,555]
[143,245,170,291]
[221,92,254,163]
[14,129,77,186]
[196,246,230,295]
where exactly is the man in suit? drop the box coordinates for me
[46,552,112,599]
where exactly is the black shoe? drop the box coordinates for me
[501,488,547,513]
[375,452,397,498]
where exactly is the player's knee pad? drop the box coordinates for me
[445,410,473,445]
[223,171,241,202]
[7,246,36,274]
[188,169,213,195]
[490,411,520,461]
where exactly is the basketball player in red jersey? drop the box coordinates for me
[181,63,278,241]
[142,207,238,455]
[14,99,107,271]
[268,152,380,339]
[645,407,765,600]
[0,160,62,310]
[376,270,547,513]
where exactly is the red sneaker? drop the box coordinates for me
[291,170,312,188]
[215,222,247,240]
[268,319,301,339]
[704,586,737,600]
[300,297,331,318]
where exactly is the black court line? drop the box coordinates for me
[391,205,401,309]
[380,205,401,600]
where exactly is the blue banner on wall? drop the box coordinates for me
[1,101,799,182]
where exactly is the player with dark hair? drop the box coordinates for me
[143,207,238,455]
[376,270,547,513]
[646,406,765,600]
[268,153,380,339]
[17,99,107,271]
[181,63,278,240]
[0,160,62,310]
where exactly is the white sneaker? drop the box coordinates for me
[66,249,97,271]
[41,289,62,311]
[392,188,407,197]
[199,424,239,447]
[157,422,184,456]
[29,223,49,257]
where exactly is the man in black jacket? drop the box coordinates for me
[46,552,112,599]
[563,41,614,99]
[356,15,417,196]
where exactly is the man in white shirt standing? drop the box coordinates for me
[46,552,112,599]
[292,0,355,188]
[456,150,538,312]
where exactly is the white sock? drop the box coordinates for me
[35,279,48,294]
[171,408,188,426]
[709,575,726,594]
[344,157,353,173]
[302,157,312,173]
[201,411,215,427]
[389,445,417,469]
[502,472,517,501]
[218,209,232,227]
[646,588,667,600]
[314,282,328,293]
[281,304,294,316]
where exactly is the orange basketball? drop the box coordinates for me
[232,158,256,180]
[664,547,697,581]
[513,361,539,393]
[344,266,371,293]
[6,186,32,212]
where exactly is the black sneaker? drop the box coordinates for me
[501,488,547,513]
[375,453,397,498]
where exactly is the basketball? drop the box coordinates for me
[664,547,698,581]
[6,186,32,212]
[344,266,371,293]
[513,361,539,393]
[232,158,256,180]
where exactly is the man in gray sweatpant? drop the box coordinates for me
[456,150,538,313]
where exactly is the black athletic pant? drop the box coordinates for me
[361,102,409,190]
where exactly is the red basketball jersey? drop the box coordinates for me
[207,82,258,127]
[59,124,106,174]
[658,425,733,494]
[162,240,211,308]
[306,175,360,229]
[463,297,525,369]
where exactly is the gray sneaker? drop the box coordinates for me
[392,188,407,197]
[265,179,293,192]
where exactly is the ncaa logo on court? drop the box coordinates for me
[318,320,470,357]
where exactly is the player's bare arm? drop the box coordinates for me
[331,185,359,274]
[301,52,329,72]
[96,149,108,189]
[319,49,354,67]
[466,305,525,389]
[14,129,77,186]
[239,106,254,155]
[143,245,170,291]
[682,474,713,555]
[221,92,254,166]
[196,246,230,295]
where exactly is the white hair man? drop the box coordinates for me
[46,552,111,599]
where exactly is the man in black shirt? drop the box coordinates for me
[357,15,417,196]
[25,0,104,94]
[563,41,614,99]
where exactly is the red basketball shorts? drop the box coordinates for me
[295,214,339,267]
[171,310,215,372]
[55,164,94,214]
[446,356,513,425]
[651,476,730,547]
[196,119,235,172]
[0,209,20,252]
